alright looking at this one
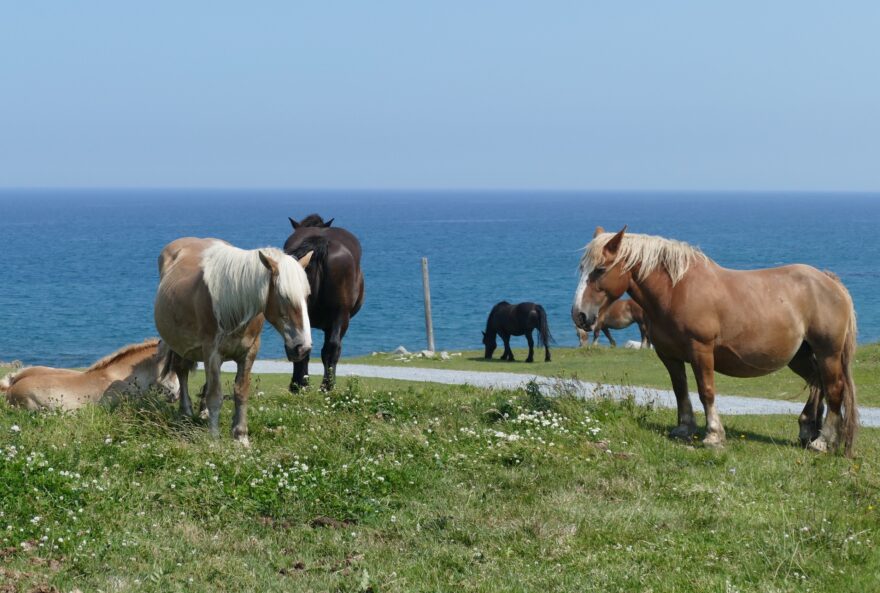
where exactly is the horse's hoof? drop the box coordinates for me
[808,438,829,453]
[234,435,251,448]
[669,425,695,440]
[525,358,534,363]
[199,408,210,420]
[702,432,726,448]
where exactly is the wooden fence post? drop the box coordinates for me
[421,257,435,352]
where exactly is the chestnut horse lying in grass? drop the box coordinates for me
[572,226,859,456]
[1,339,179,410]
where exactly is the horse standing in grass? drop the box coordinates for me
[284,214,364,391]
[583,298,651,348]
[572,226,859,456]
[1,339,179,411]
[483,301,553,362]
[154,237,313,444]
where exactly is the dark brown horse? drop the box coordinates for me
[587,298,651,348]
[284,214,365,391]
[572,226,859,456]
[483,301,553,362]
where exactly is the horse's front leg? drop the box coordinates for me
[691,349,726,447]
[502,334,514,361]
[232,342,259,447]
[525,331,535,363]
[290,358,309,393]
[658,353,696,439]
[321,317,348,391]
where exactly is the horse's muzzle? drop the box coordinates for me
[575,312,596,332]
[286,345,312,363]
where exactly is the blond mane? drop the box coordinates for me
[201,243,309,332]
[580,232,708,285]
[86,338,161,372]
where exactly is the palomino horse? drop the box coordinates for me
[572,226,859,456]
[154,238,313,444]
[581,298,651,348]
[284,214,365,391]
[483,301,554,362]
[1,339,179,411]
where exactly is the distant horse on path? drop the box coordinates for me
[1,339,179,410]
[572,226,859,456]
[155,237,313,444]
[284,214,364,391]
[581,298,651,348]
[483,301,553,362]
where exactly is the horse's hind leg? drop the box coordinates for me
[202,347,224,438]
[658,352,696,439]
[174,358,194,418]
[603,328,616,348]
[321,317,348,391]
[787,345,824,447]
[525,331,535,363]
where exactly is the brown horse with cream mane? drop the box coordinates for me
[1,339,179,410]
[572,226,859,456]
[154,237,313,444]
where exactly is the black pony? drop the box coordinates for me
[284,214,365,390]
[482,301,553,362]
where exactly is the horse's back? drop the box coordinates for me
[4,367,91,410]
[155,238,221,360]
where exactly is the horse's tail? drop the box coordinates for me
[824,271,859,457]
[535,305,554,347]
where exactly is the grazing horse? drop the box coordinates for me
[483,301,553,363]
[154,237,313,444]
[572,226,859,456]
[584,298,651,348]
[1,339,179,411]
[284,214,365,391]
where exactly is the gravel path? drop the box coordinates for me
[220,360,880,428]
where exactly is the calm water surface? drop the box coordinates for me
[0,190,877,366]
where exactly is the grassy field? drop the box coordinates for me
[348,343,880,407]
[1,367,879,592]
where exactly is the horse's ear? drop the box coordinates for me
[324,218,334,228]
[593,226,605,238]
[258,251,279,276]
[298,250,314,269]
[603,226,627,256]
[481,331,486,337]
[289,217,299,230]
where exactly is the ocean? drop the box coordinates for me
[1,190,878,367]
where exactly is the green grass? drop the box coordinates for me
[348,343,880,407]
[1,368,878,592]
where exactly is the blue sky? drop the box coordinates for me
[1,2,879,190]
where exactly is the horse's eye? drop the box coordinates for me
[592,267,606,277]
